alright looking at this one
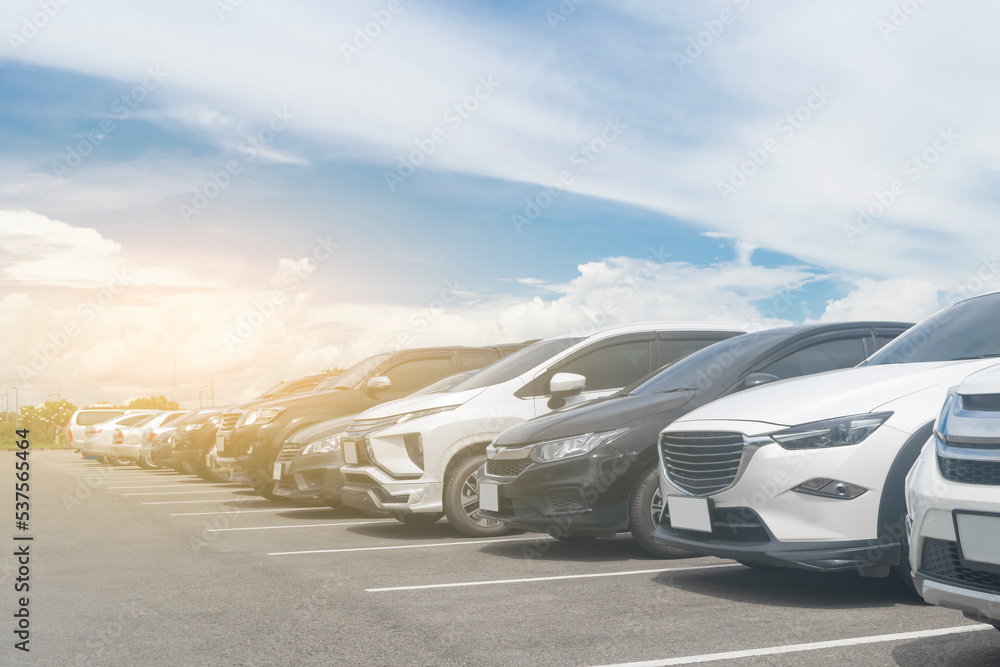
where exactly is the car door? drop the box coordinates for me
[359,352,458,409]
[520,334,657,416]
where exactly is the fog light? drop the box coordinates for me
[792,478,866,499]
[404,433,423,470]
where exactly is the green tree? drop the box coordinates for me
[125,396,180,410]
[322,367,347,375]
[15,399,77,445]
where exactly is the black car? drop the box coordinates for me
[477,321,912,557]
[221,345,528,499]
[172,373,340,482]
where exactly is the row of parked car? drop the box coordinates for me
[72,291,1000,631]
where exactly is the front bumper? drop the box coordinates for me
[272,451,342,500]
[339,465,441,515]
[908,440,1000,622]
[222,423,282,479]
[476,445,645,537]
[650,420,911,574]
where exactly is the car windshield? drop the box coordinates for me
[445,338,584,392]
[324,354,393,390]
[866,292,1000,365]
[626,333,786,396]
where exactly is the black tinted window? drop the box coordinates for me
[383,357,454,395]
[758,337,867,379]
[460,351,492,371]
[557,340,652,392]
[659,337,736,367]
[867,293,1000,365]
[120,414,152,427]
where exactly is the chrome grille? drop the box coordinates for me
[485,459,533,478]
[660,431,746,496]
[219,412,241,434]
[278,442,304,463]
[343,416,401,467]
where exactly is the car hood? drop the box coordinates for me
[495,391,697,445]
[958,362,1000,395]
[289,415,355,444]
[355,387,488,420]
[673,359,998,428]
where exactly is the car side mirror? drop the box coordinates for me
[741,372,780,389]
[366,376,392,395]
[549,372,586,396]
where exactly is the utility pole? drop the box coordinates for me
[211,379,215,408]
[198,390,203,409]
[171,358,176,403]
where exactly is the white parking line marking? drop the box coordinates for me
[169,507,333,516]
[123,490,245,496]
[365,563,742,592]
[594,624,994,667]
[108,483,243,489]
[269,535,553,556]
[207,520,392,532]
[143,499,276,505]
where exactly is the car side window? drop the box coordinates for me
[553,340,653,392]
[756,337,868,380]
[381,357,455,396]
[460,351,492,371]
[659,336,737,368]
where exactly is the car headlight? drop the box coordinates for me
[239,407,285,427]
[771,412,893,450]
[393,405,461,425]
[178,422,205,433]
[530,428,629,463]
[301,434,343,456]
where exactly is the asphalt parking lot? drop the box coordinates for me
[7,451,1000,666]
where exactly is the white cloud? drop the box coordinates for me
[816,277,943,323]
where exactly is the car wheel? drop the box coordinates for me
[443,453,510,537]
[111,457,132,466]
[136,450,157,469]
[98,456,111,464]
[629,466,693,559]
[394,512,444,526]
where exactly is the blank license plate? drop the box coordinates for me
[479,481,499,513]
[667,495,712,533]
[955,512,1000,567]
[216,434,226,457]
[273,462,283,481]
[343,441,358,465]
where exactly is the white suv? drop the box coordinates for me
[651,291,1000,580]
[339,322,759,536]
[908,364,1000,629]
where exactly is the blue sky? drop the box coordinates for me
[1,0,996,406]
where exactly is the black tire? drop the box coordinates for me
[137,449,157,469]
[443,453,510,537]
[629,466,693,559]
[111,457,132,466]
[395,512,444,526]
